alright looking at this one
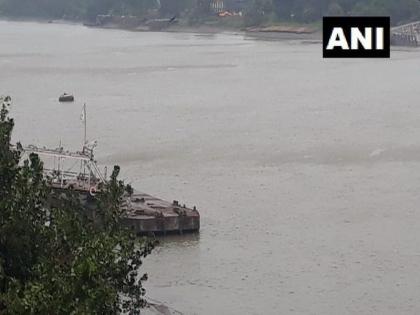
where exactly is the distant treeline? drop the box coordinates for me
[0,0,419,25]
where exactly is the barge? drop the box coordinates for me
[21,142,200,235]
[121,192,200,235]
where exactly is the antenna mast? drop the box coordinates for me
[81,103,87,149]
[83,103,87,146]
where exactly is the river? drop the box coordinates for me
[2,20,420,314]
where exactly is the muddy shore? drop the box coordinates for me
[88,21,321,41]
[0,16,322,41]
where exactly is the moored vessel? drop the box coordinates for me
[20,143,200,235]
[59,93,75,102]
[19,104,200,235]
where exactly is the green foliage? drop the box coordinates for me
[244,0,272,26]
[270,0,420,24]
[349,0,420,23]
[159,0,194,16]
[0,0,160,19]
[0,96,154,314]
[326,2,345,16]
[1,0,419,25]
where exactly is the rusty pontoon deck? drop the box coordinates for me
[121,192,200,235]
[21,144,200,236]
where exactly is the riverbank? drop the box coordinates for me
[89,14,321,40]
[165,22,321,40]
[0,16,322,41]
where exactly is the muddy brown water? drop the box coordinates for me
[2,20,420,315]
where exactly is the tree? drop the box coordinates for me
[244,0,273,26]
[326,2,344,16]
[272,0,293,19]
[159,0,188,16]
[0,96,154,314]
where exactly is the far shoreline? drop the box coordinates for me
[0,16,322,42]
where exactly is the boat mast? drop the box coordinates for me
[17,103,106,190]
[81,103,87,180]
[82,103,87,147]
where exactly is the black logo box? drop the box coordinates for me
[323,16,390,58]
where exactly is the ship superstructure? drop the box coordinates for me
[19,104,200,235]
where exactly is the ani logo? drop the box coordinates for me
[323,17,390,58]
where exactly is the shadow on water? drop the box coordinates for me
[155,232,200,248]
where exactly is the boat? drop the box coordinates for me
[18,104,200,235]
[59,93,74,102]
[20,143,200,235]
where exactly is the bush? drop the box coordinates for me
[0,96,154,314]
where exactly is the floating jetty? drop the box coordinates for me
[19,104,199,235]
[20,143,200,236]
[391,22,420,47]
[121,192,200,235]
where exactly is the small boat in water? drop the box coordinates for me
[59,93,74,102]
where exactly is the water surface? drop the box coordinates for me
[2,20,420,315]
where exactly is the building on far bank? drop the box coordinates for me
[210,0,225,13]
[226,0,249,11]
[210,0,250,14]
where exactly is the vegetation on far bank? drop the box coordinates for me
[0,0,420,28]
[0,96,154,314]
